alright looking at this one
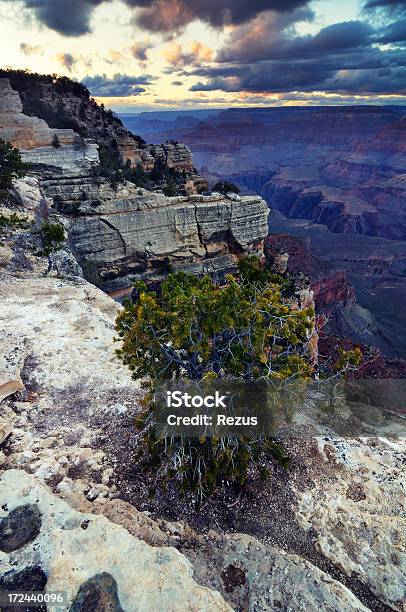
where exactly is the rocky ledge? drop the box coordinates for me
[63,188,268,293]
[0,274,404,611]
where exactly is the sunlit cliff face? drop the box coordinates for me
[0,0,405,110]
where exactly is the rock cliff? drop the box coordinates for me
[265,234,355,309]
[0,70,206,194]
[0,77,268,292]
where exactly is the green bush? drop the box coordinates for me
[40,222,65,255]
[0,139,30,191]
[0,212,29,229]
[97,143,123,187]
[212,181,240,195]
[123,160,148,188]
[115,256,315,503]
[163,180,177,197]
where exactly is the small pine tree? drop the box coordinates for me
[115,256,315,502]
[0,139,30,191]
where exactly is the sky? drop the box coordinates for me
[0,0,405,111]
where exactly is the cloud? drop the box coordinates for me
[131,40,152,63]
[171,80,183,86]
[131,0,309,33]
[379,19,406,44]
[164,41,213,68]
[20,0,105,36]
[20,42,43,55]
[105,49,126,65]
[190,45,406,95]
[13,0,310,36]
[188,13,406,96]
[217,18,373,63]
[364,0,405,8]
[57,52,77,71]
[83,73,154,96]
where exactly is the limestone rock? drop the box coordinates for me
[0,420,13,444]
[66,188,268,292]
[0,470,231,611]
[293,437,406,611]
[0,79,99,174]
[190,532,370,612]
[47,248,84,278]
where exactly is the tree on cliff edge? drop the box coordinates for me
[115,256,316,504]
[0,139,30,192]
[212,181,240,195]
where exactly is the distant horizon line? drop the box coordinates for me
[117,103,406,115]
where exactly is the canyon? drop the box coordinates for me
[123,106,406,241]
[126,106,406,359]
[0,73,405,611]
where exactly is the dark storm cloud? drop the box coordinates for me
[21,0,105,36]
[363,0,406,21]
[130,0,309,33]
[190,44,406,95]
[217,19,373,64]
[185,3,406,98]
[83,73,154,96]
[379,19,406,43]
[12,0,310,36]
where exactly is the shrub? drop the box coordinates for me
[97,143,123,187]
[40,222,65,255]
[0,212,29,229]
[163,180,177,197]
[0,139,30,191]
[212,181,240,195]
[115,256,315,503]
[123,160,148,188]
[52,134,61,148]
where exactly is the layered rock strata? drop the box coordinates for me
[0,79,99,174]
[61,189,268,292]
[0,74,203,192]
[0,78,268,291]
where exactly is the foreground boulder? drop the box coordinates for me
[0,470,231,611]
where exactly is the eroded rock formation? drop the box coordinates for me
[134,105,406,240]
[0,78,268,292]
[0,72,205,193]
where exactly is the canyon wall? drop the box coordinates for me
[265,234,355,314]
[0,71,206,194]
[0,78,268,294]
[126,106,406,240]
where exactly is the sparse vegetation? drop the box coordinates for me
[0,212,29,229]
[212,181,240,195]
[116,256,315,503]
[123,160,148,188]
[52,134,61,148]
[97,143,123,187]
[40,222,65,255]
[0,139,30,192]
[163,180,177,197]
